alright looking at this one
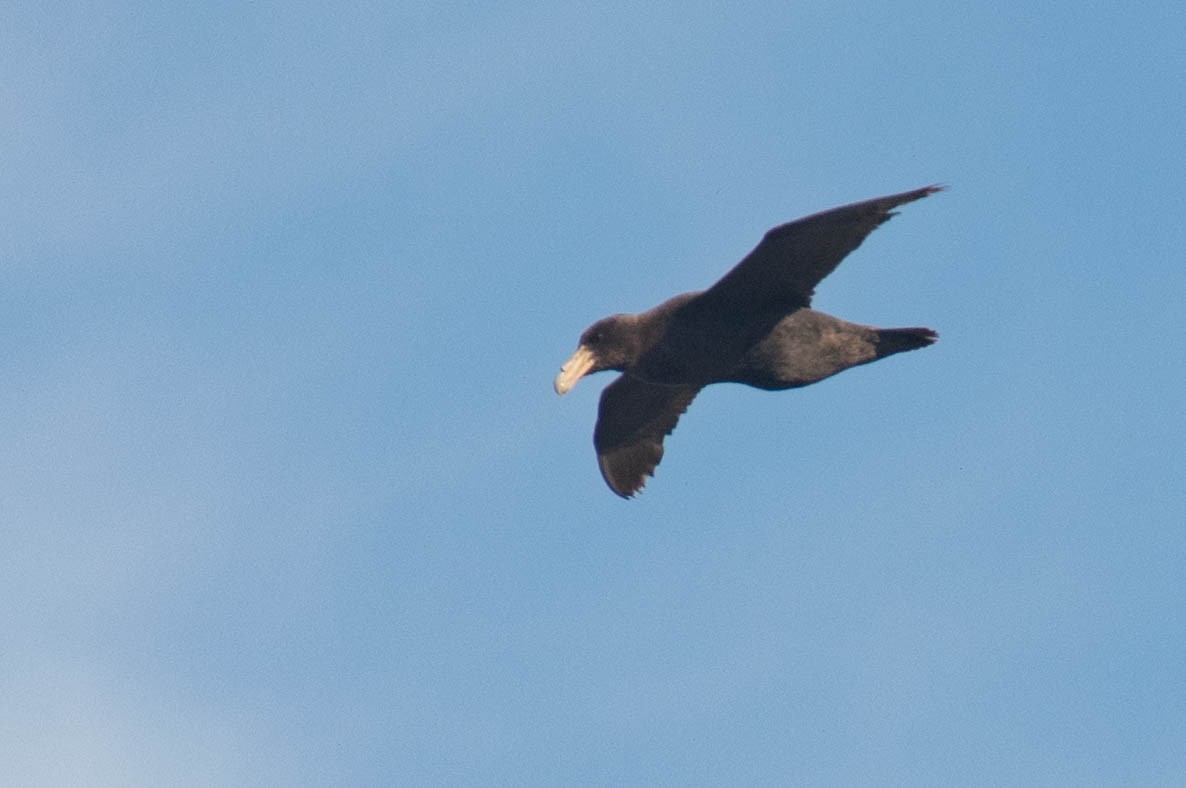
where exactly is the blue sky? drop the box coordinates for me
[3,2,1185,784]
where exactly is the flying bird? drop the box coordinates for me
[554,185,943,498]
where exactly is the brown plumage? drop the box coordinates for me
[555,186,943,498]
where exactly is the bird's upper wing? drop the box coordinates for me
[593,375,701,498]
[696,185,943,313]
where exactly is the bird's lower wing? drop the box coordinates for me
[594,376,701,498]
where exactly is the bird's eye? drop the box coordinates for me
[588,332,602,344]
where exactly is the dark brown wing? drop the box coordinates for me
[697,185,944,312]
[593,375,701,498]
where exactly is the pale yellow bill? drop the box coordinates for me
[554,345,595,395]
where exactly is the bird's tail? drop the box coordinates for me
[875,327,938,359]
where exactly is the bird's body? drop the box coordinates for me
[555,186,943,498]
[727,310,936,390]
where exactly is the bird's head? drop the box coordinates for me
[554,314,639,395]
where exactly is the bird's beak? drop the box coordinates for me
[554,345,596,395]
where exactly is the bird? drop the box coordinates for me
[554,185,943,498]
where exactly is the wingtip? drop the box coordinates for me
[877,185,947,222]
[598,454,652,499]
[906,184,947,202]
[613,474,650,499]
